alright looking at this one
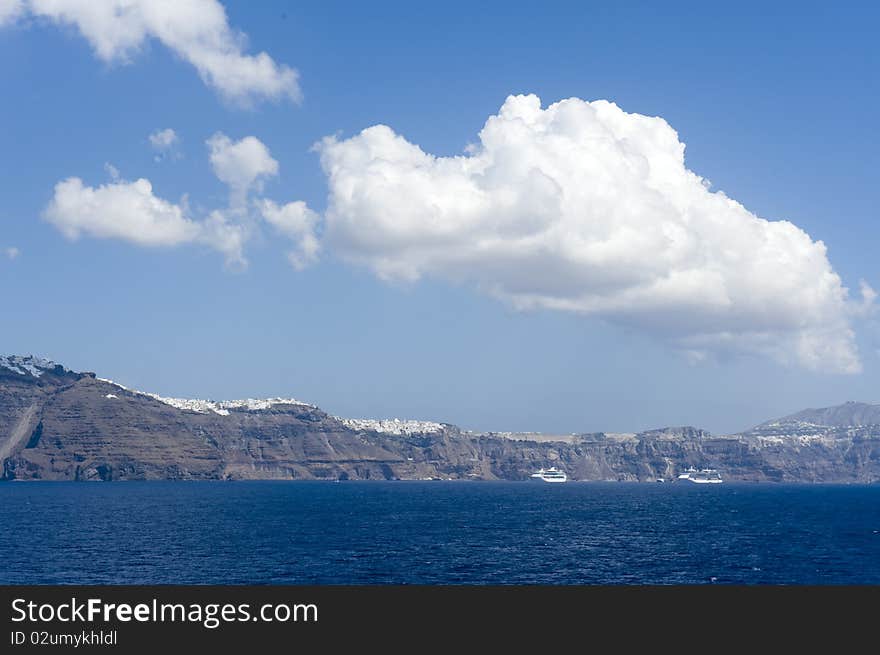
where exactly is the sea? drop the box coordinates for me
[1,481,879,585]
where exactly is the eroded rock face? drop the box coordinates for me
[1,358,879,482]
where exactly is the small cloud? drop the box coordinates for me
[258,199,320,270]
[856,279,877,317]
[104,162,120,181]
[149,128,178,151]
[43,176,246,268]
[42,131,317,273]
[149,128,181,162]
[683,349,709,366]
[5,246,20,260]
[207,133,278,208]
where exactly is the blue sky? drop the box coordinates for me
[1,1,877,434]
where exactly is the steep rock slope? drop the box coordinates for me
[2,357,880,482]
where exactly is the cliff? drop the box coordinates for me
[1,356,879,482]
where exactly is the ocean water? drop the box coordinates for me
[1,481,879,585]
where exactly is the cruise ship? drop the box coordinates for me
[676,467,723,484]
[529,466,568,483]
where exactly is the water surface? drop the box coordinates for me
[1,481,878,584]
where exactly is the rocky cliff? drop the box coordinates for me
[1,356,879,482]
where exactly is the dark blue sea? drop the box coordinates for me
[2,481,879,585]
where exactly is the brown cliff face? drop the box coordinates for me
[0,373,411,481]
[1,359,880,482]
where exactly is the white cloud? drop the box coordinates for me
[149,128,178,151]
[317,93,870,374]
[199,209,247,269]
[4,246,20,260]
[43,176,245,266]
[103,162,120,181]
[207,132,278,207]
[149,128,180,161]
[259,199,320,270]
[0,0,23,25]
[43,134,312,271]
[6,0,300,105]
[856,280,877,317]
[205,135,319,269]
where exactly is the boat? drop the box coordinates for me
[529,466,568,483]
[677,467,722,484]
[677,466,698,481]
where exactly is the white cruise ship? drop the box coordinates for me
[676,467,723,484]
[529,466,568,483]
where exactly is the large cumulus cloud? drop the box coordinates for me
[317,94,872,373]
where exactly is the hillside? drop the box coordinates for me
[2,356,880,482]
[757,401,880,429]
